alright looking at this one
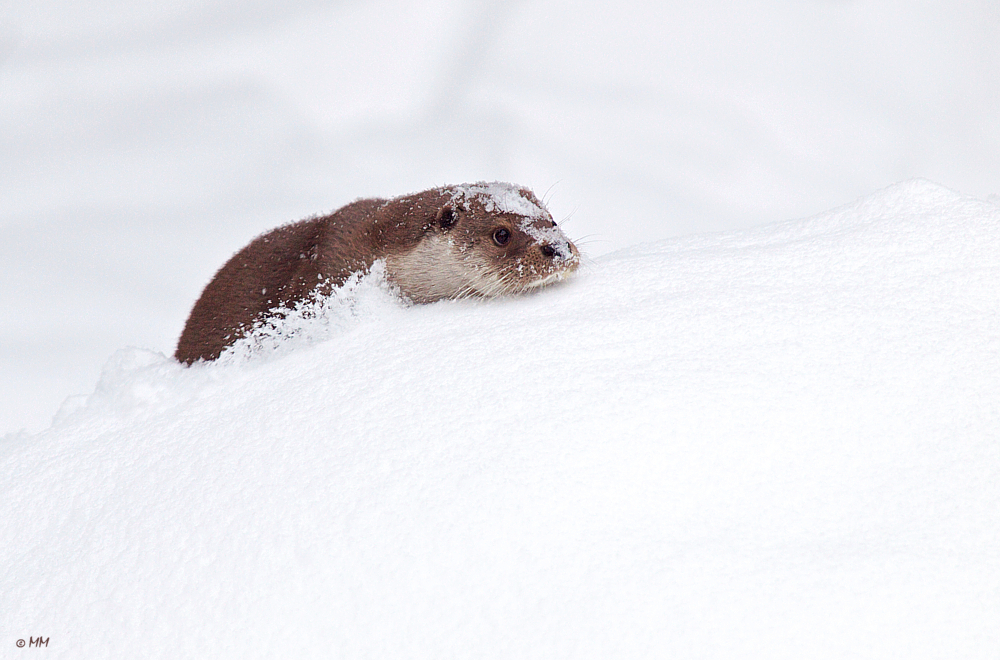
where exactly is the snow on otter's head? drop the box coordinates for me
[449,181,580,289]
[450,181,549,219]
[388,182,581,302]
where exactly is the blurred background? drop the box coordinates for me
[2,0,998,433]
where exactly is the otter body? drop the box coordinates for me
[175,182,579,364]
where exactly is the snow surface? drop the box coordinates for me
[3,180,999,658]
[3,0,1000,432]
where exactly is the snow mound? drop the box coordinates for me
[2,180,999,659]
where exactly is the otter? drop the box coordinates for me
[174,182,580,364]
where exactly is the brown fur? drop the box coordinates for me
[175,183,579,364]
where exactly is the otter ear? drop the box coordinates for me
[437,205,458,231]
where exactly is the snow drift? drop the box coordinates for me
[2,180,999,658]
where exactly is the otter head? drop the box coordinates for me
[387,182,580,303]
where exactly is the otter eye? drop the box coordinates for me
[492,228,511,246]
[439,207,457,230]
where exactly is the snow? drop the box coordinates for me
[3,179,999,658]
[449,181,548,219]
[3,0,1000,653]
[216,260,404,365]
[3,0,1000,433]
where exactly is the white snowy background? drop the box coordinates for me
[2,1,999,658]
[3,0,999,433]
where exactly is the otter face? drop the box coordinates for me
[388,182,580,303]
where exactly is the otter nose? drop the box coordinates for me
[541,244,558,258]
